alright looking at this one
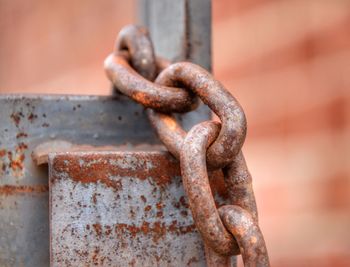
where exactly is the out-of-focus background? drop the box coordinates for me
[1,0,349,266]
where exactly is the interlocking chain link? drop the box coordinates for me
[104,25,270,267]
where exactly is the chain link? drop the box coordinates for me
[153,62,247,170]
[104,24,270,267]
[218,206,269,266]
[115,25,157,80]
[105,51,198,113]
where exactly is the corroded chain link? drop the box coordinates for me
[104,25,270,267]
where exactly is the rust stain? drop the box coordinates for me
[16,142,28,151]
[179,196,189,208]
[52,153,181,190]
[104,225,112,236]
[84,221,196,240]
[2,143,28,175]
[144,205,152,212]
[27,113,38,122]
[92,246,100,265]
[140,221,150,234]
[92,223,102,237]
[95,221,197,242]
[10,112,23,127]
[172,201,181,209]
[0,185,48,195]
[9,153,25,171]
[52,156,122,191]
[133,92,151,107]
[181,210,188,217]
[156,202,164,210]
[140,195,147,203]
[16,132,28,139]
[92,193,99,204]
[187,256,199,266]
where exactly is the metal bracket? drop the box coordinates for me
[0,95,159,266]
[50,151,219,266]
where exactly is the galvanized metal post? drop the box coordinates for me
[138,0,211,71]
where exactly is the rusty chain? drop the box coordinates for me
[104,25,270,267]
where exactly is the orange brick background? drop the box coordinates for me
[1,1,349,266]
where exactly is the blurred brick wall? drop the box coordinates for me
[1,0,350,266]
[212,1,350,266]
[0,0,135,94]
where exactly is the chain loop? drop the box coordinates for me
[105,25,198,113]
[115,25,157,80]
[105,52,198,113]
[180,121,269,265]
[105,24,270,267]
[154,62,247,170]
[180,120,239,255]
[218,206,270,267]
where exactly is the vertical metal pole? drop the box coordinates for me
[138,0,211,71]
[138,1,237,266]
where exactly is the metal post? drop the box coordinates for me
[138,0,211,71]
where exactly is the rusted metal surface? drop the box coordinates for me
[0,95,164,267]
[219,206,270,267]
[49,151,229,266]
